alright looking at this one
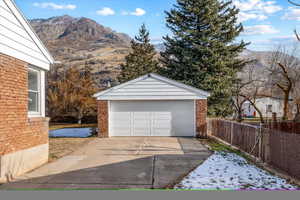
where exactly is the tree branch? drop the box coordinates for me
[278,62,293,87]
[289,0,300,6]
[295,30,300,41]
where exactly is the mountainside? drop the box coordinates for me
[238,49,272,80]
[30,15,292,89]
[30,15,132,86]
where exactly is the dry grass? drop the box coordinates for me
[49,123,97,131]
[48,123,97,162]
[49,137,96,162]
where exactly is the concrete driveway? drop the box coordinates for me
[1,137,211,189]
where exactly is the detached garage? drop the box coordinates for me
[94,73,210,138]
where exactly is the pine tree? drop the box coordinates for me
[118,24,160,83]
[161,0,249,116]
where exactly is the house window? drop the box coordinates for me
[28,68,41,115]
[266,104,273,113]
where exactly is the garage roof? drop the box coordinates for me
[94,73,210,100]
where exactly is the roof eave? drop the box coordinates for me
[6,0,55,65]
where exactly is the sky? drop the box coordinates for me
[14,0,300,51]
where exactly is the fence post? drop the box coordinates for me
[258,123,262,161]
[230,121,234,145]
[262,128,271,164]
[207,119,211,136]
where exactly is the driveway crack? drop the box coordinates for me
[151,155,156,189]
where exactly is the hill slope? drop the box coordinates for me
[30,15,132,86]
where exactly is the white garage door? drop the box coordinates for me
[110,100,195,137]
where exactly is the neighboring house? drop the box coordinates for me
[0,0,54,182]
[94,73,210,138]
[242,97,293,118]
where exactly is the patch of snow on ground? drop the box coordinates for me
[175,152,297,190]
[49,128,92,138]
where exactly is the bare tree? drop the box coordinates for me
[268,45,300,120]
[292,80,300,121]
[47,64,97,124]
[288,1,300,41]
[287,0,300,121]
[240,82,266,124]
[232,63,266,123]
[232,64,255,122]
[232,82,248,122]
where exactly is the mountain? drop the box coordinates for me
[30,15,294,90]
[154,43,165,52]
[30,15,132,86]
[238,49,272,80]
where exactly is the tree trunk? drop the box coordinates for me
[249,101,265,124]
[78,113,83,125]
[294,104,300,122]
[283,91,290,120]
[255,106,265,124]
[237,108,243,122]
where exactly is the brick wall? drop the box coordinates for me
[97,100,109,138]
[196,99,208,138]
[0,53,49,156]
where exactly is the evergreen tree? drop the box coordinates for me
[161,0,249,116]
[118,24,160,83]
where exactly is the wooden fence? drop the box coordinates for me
[207,119,300,180]
[264,122,300,134]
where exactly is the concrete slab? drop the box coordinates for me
[153,154,212,189]
[1,137,211,190]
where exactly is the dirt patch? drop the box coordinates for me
[49,138,96,162]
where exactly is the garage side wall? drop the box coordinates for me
[196,99,208,138]
[97,100,109,138]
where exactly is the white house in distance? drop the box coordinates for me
[94,73,210,138]
[242,96,293,118]
[0,0,54,182]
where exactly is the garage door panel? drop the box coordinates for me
[153,112,172,120]
[133,120,150,128]
[153,129,172,136]
[110,112,131,136]
[110,112,131,120]
[153,120,171,129]
[110,101,195,137]
[133,129,151,136]
[133,112,151,120]
[111,121,131,128]
[111,129,131,136]
[132,112,151,136]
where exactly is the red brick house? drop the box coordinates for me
[0,0,54,182]
[94,73,210,138]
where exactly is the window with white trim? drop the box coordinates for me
[28,68,41,115]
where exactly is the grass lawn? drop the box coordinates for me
[49,137,96,162]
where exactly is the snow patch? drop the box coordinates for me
[49,128,93,138]
[175,152,297,190]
